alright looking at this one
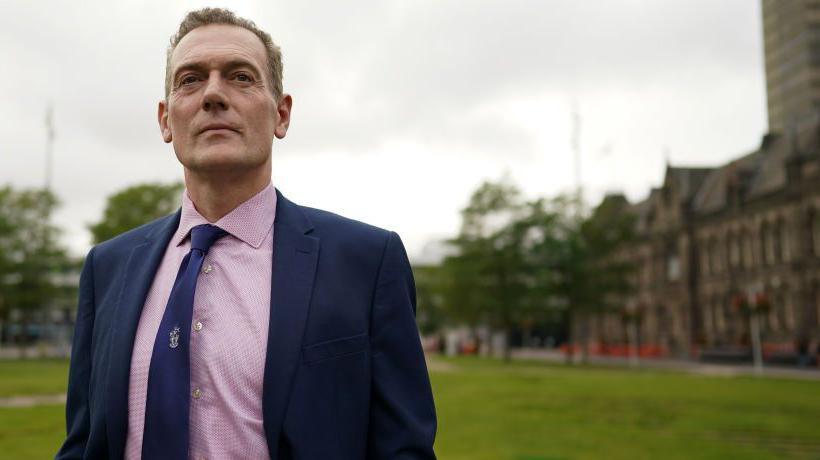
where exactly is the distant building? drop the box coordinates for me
[588,0,820,357]
[591,129,820,357]
[762,0,820,136]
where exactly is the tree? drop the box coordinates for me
[0,186,74,349]
[89,182,184,244]
[437,178,638,363]
[440,179,567,360]
[558,194,638,363]
[412,264,449,337]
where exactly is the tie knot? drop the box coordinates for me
[190,224,228,254]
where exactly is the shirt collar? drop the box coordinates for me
[172,182,277,249]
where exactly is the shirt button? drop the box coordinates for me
[202,264,213,274]
[194,321,203,332]
[192,388,202,399]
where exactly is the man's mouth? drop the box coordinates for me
[199,123,240,135]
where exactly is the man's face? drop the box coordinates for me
[159,24,291,175]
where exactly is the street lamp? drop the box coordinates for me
[621,302,643,368]
[731,290,771,375]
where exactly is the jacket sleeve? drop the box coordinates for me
[367,232,437,459]
[55,248,96,460]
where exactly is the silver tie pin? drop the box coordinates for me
[169,326,180,349]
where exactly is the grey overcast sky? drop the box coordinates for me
[0,0,767,261]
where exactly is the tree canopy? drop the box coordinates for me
[0,186,73,331]
[422,178,638,360]
[89,182,184,244]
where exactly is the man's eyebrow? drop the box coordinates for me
[172,59,263,80]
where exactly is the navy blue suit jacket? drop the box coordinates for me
[56,189,437,459]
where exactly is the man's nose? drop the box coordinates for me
[202,72,229,112]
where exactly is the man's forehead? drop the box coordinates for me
[171,24,267,70]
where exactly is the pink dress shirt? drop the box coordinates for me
[124,183,277,460]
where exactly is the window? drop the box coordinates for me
[715,299,726,334]
[783,292,795,332]
[667,254,681,281]
[742,232,754,268]
[702,301,714,337]
[710,238,721,273]
[768,293,780,332]
[701,247,710,276]
[779,220,790,262]
[761,223,776,265]
[729,232,741,268]
[813,212,820,256]
[771,220,785,263]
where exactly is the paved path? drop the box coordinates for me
[512,348,820,381]
[0,393,65,408]
[3,351,816,409]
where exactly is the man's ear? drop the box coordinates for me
[158,100,173,143]
[274,94,292,139]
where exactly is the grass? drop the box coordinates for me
[0,359,69,397]
[431,357,820,460]
[0,405,65,459]
[1,358,820,459]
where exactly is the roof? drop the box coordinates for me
[619,124,819,231]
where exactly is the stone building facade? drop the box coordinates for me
[761,0,820,137]
[585,0,820,358]
[591,128,820,356]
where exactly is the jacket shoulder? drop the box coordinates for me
[300,205,391,242]
[296,205,397,265]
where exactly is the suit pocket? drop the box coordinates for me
[301,333,369,364]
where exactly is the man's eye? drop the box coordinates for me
[235,73,253,82]
[180,75,199,85]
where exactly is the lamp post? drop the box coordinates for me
[732,290,770,375]
[621,303,643,368]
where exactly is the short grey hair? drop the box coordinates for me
[165,7,283,99]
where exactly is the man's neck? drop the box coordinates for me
[183,166,272,223]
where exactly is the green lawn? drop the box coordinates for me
[432,358,820,459]
[1,358,820,459]
[0,359,69,398]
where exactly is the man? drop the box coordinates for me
[57,8,437,460]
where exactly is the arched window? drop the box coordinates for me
[742,231,753,269]
[728,231,740,269]
[768,290,780,332]
[761,222,777,265]
[815,284,820,327]
[701,242,710,276]
[715,296,726,334]
[813,211,820,256]
[702,298,713,338]
[778,219,790,262]
[710,237,721,273]
[782,290,795,332]
[807,209,817,257]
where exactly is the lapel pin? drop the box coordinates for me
[169,326,180,349]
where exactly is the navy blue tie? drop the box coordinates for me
[142,224,228,459]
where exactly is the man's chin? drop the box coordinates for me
[181,149,267,175]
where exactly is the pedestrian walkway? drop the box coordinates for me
[512,348,820,381]
[0,393,65,408]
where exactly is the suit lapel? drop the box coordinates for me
[106,212,180,460]
[262,190,319,457]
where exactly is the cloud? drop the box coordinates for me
[0,0,767,257]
